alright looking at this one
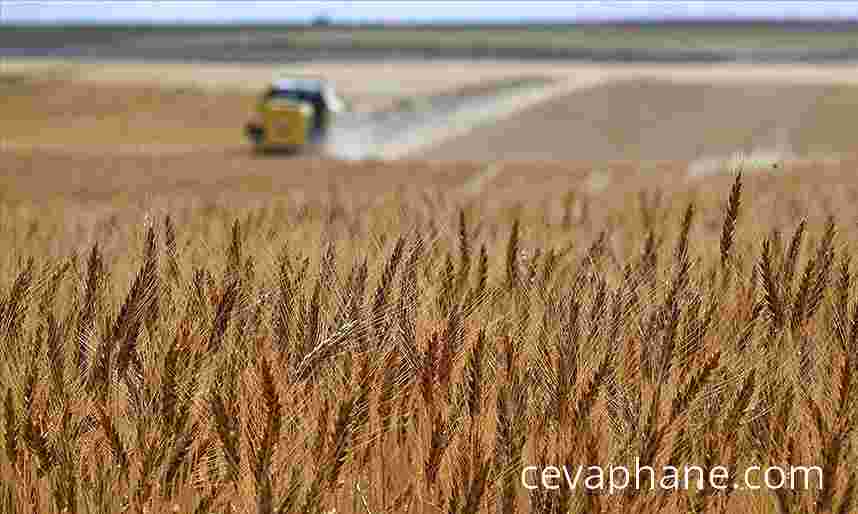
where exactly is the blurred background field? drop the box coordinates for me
[4,3,858,513]
[5,59,858,164]
[5,21,858,62]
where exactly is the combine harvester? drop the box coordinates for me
[243,73,565,160]
[244,76,346,154]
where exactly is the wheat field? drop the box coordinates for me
[0,155,857,514]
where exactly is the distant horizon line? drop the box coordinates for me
[4,17,858,27]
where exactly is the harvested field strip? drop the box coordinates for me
[420,78,858,162]
[324,76,563,159]
[375,77,605,159]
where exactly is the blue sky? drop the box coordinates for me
[3,1,858,24]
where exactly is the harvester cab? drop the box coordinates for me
[245,77,345,153]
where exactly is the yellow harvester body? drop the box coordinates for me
[259,98,313,148]
[245,77,344,154]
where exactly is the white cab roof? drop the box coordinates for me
[270,77,345,112]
